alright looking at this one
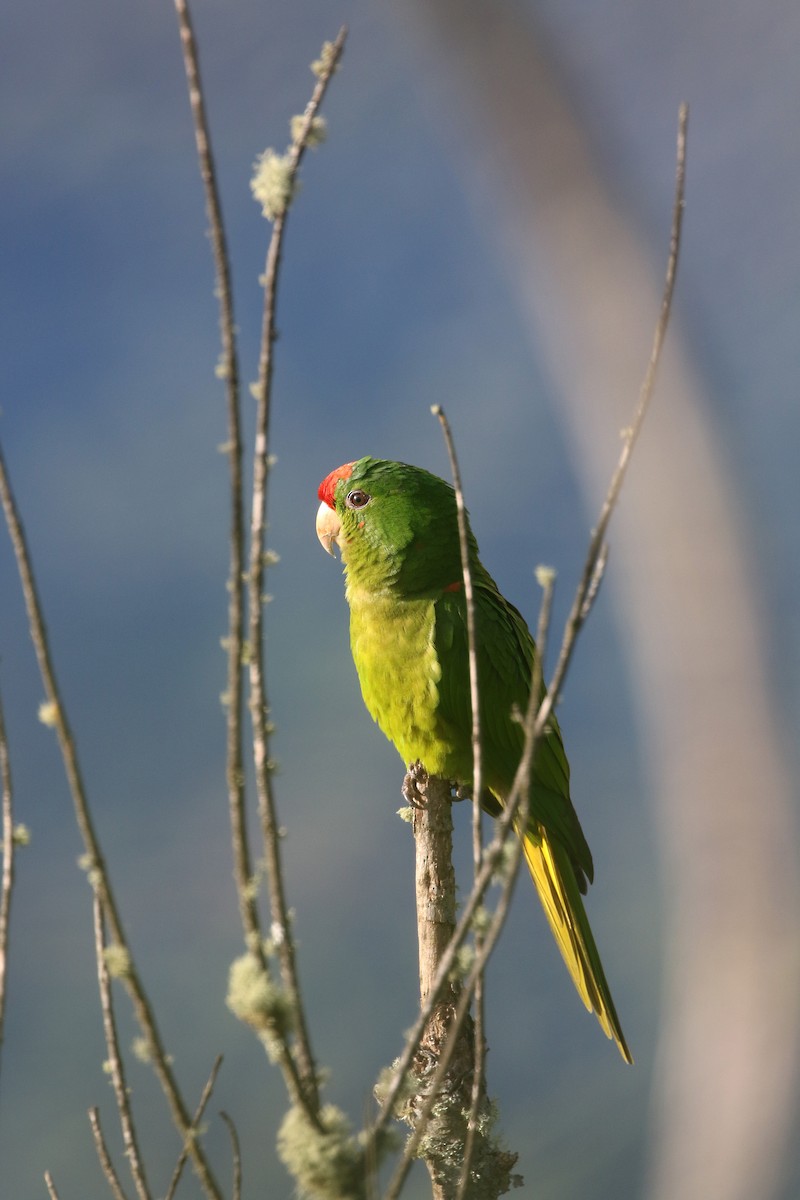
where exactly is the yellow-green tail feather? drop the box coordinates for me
[521,825,633,1064]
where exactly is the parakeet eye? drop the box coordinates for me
[345,489,371,509]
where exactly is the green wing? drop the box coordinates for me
[433,574,632,1063]
[433,575,593,888]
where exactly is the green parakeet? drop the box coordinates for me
[316,456,631,1063]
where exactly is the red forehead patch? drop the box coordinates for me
[318,462,355,509]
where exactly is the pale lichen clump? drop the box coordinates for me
[103,943,132,979]
[37,700,59,727]
[277,1103,396,1200]
[131,1036,151,1064]
[311,41,338,79]
[250,149,295,221]
[534,563,557,590]
[290,114,327,148]
[11,823,30,846]
[226,951,294,1061]
[373,1060,417,1114]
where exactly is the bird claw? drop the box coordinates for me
[451,783,472,802]
[402,760,429,808]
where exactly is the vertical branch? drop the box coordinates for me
[0,689,15,1076]
[405,772,477,1200]
[173,0,258,956]
[389,768,518,1200]
[246,25,346,1116]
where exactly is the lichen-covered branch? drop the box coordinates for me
[387,768,518,1200]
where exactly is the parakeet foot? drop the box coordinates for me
[402,760,429,808]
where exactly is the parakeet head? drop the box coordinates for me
[316,456,476,595]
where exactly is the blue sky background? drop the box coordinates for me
[2,2,799,1197]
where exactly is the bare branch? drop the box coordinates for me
[164,1055,224,1200]
[44,1171,61,1200]
[431,405,489,1200]
[0,688,16,1077]
[431,405,484,845]
[542,103,688,718]
[88,1107,130,1200]
[220,1111,243,1200]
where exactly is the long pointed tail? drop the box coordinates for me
[521,824,633,1063]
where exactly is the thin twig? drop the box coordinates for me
[541,102,688,721]
[44,1171,61,1200]
[457,964,485,1200]
[220,1111,243,1200]
[164,1055,224,1200]
[431,406,488,1200]
[88,1107,130,1200]
[246,24,346,1119]
[0,442,224,1200]
[0,689,15,1077]
[172,0,260,958]
[432,405,484,859]
[92,895,151,1200]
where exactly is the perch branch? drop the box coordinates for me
[383,572,553,1200]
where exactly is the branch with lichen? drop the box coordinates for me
[177,0,348,1136]
[391,771,519,1200]
[0,434,226,1200]
[178,15,401,1197]
[244,24,347,1122]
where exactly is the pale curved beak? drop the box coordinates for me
[316,501,342,557]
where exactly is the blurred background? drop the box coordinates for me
[2,1,799,1197]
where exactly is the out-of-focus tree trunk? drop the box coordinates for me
[399,3,800,1198]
